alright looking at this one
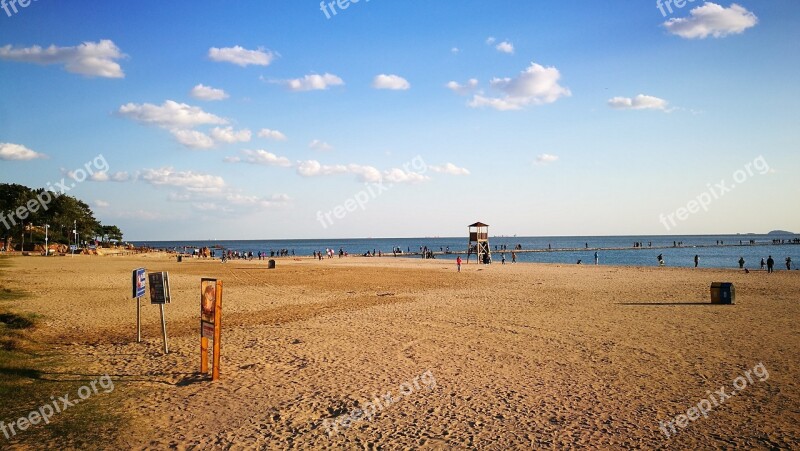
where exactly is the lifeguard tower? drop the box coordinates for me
[468,222,491,264]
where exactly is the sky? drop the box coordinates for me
[0,0,798,240]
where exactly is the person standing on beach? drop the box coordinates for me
[594,251,599,265]
[739,257,745,269]
[511,251,516,263]
[761,258,766,270]
[767,256,774,273]
[456,256,462,272]
[694,255,699,268]
[787,257,793,270]
[501,254,506,265]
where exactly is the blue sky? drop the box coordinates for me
[1,1,798,240]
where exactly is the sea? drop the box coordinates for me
[131,233,800,270]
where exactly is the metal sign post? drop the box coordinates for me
[160,304,169,354]
[148,271,171,354]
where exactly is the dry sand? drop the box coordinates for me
[1,254,799,449]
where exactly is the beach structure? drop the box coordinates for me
[468,222,491,264]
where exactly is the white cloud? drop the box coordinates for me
[0,143,47,160]
[451,47,460,54]
[210,126,252,144]
[349,165,385,183]
[208,46,275,66]
[431,163,471,176]
[296,160,431,184]
[296,160,382,182]
[469,62,571,111]
[296,160,349,177]
[664,3,758,39]
[258,128,287,141]
[486,37,496,45]
[535,154,559,165]
[446,78,479,95]
[283,73,344,91]
[85,171,130,182]
[118,100,228,129]
[228,149,292,167]
[383,168,429,184]
[89,172,109,182]
[170,129,215,149]
[309,139,333,151]
[190,84,229,101]
[111,171,131,182]
[139,167,226,193]
[0,40,125,78]
[608,94,669,111]
[372,74,410,90]
[95,200,110,208]
[496,41,515,54]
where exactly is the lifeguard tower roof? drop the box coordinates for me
[469,222,489,227]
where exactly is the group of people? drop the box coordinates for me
[219,249,295,262]
[691,254,794,272]
[761,255,792,273]
[772,238,800,244]
[419,246,436,259]
[314,249,336,260]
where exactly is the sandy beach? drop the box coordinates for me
[1,254,799,449]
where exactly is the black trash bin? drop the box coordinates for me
[177,255,183,263]
[710,282,735,304]
[268,259,276,269]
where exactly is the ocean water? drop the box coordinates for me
[132,233,800,270]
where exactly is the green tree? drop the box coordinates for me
[1,183,121,249]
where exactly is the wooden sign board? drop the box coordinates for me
[200,278,222,381]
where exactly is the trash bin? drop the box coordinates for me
[177,255,183,262]
[268,259,276,269]
[710,282,735,304]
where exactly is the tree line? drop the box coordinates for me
[1,183,124,250]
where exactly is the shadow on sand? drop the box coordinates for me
[6,369,213,386]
